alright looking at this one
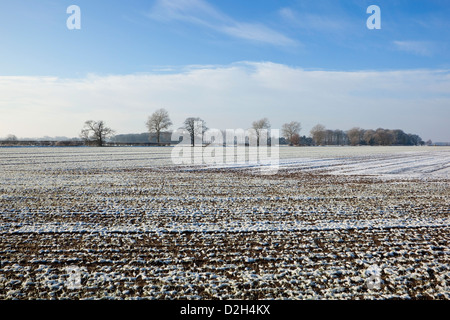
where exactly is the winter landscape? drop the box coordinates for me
[1,1,450,305]
[0,146,448,299]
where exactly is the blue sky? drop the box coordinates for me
[0,0,449,141]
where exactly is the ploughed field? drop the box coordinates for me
[0,146,449,299]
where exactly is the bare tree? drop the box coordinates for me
[290,133,301,146]
[182,117,208,146]
[282,121,301,145]
[310,124,326,146]
[373,128,394,146]
[146,108,172,144]
[333,129,346,145]
[80,120,115,147]
[252,118,271,146]
[363,129,375,145]
[325,129,334,145]
[347,127,363,146]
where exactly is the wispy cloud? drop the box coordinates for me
[278,5,358,36]
[279,7,350,32]
[147,0,297,46]
[393,41,435,56]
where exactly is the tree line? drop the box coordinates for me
[78,109,425,147]
[310,124,425,146]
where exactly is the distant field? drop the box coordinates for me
[0,146,449,299]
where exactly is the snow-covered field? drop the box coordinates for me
[0,146,449,299]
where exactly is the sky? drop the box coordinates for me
[0,0,449,142]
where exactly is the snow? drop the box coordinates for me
[0,146,449,300]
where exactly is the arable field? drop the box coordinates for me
[0,146,449,299]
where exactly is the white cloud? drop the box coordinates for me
[0,62,449,141]
[147,0,297,46]
[278,7,353,33]
[393,40,435,56]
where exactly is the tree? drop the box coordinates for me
[146,108,172,144]
[363,129,375,145]
[299,136,314,146]
[330,129,346,145]
[282,121,301,145]
[80,120,115,147]
[373,128,394,146]
[310,124,326,146]
[182,117,208,146]
[290,133,301,146]
[408,133,423,146]
[391,129,408,145]
[347,127,363,146]
[252,118,271,146]
[325,130,335,145]
[5,134,18,141]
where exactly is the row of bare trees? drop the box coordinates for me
[347,127,424,146]
[78,110,423,147]
[79,110,208,147]
[145,109,208,147]
[310,124,424,146]
[80,111,295,147]
[145,110,290,147]
[310,124,347,146]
